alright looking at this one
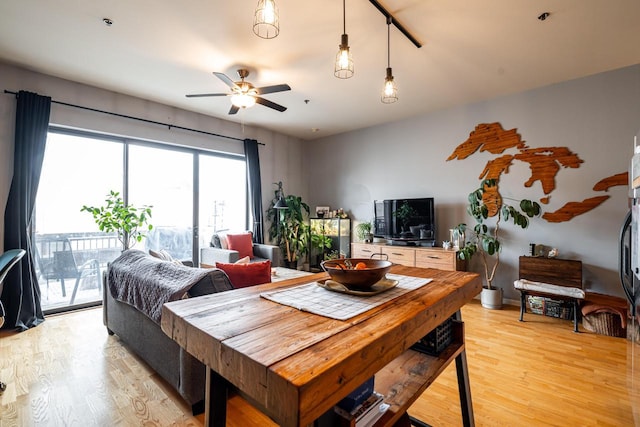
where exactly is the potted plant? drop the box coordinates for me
[454,179,540,309]
[355,221,374,243]
[394,201,417,236]
[266,184,310,269]
[308,219,333,270]
[81,190,153,250]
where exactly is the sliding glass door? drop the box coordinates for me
[198,153,247,254]
[34,131,123,312]
[35,129,248,313]
[128,144,194,261]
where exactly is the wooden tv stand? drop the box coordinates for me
[352,242,466,271]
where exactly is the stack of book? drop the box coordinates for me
[334,377,389,427]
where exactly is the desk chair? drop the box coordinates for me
[0,248,26,395]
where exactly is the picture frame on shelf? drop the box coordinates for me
[315,206,330,218]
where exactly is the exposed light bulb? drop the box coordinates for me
[381,67,398,104]
[384,80,395,97]
[262,0,276,24]
[338,48,350,69]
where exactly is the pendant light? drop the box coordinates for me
[334,0,354,79]
[381,17,398,103]
[253,0,279,39]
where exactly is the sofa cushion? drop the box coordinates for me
[226,232,254,259]
[149,249,183,265]
[211,231,231,249]
[216,260,271,288]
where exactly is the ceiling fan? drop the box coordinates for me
[186,69,291,115]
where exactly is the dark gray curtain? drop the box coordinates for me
[244,139,264,244]
[2,91,50,330]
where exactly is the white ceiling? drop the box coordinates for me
[1,1,639,141]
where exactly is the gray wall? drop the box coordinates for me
[305,64,640,301]
[2,61,639,301]
[0,62,308,250]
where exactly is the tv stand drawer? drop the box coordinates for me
[415,249,457,270]
[381,246,415,267]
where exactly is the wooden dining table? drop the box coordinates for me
[161,265,482,427]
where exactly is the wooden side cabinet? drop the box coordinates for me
[351,243,465,271]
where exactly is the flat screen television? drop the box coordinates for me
[373,198,435,245]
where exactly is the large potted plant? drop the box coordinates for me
[266,184,310,269]
[81,190,153,250]
[454,179,540,309]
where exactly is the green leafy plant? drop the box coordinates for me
[266,184,310,265]
[81,190,153,250]
[355,221,373,242]
[455,179,540,290]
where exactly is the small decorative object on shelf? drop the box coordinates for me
[548,247,558,258]
[315,206,330,218]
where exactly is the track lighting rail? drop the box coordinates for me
[368,0,422,48]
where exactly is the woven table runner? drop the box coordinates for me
[260,274,433,321]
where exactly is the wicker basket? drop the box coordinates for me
[582,312,626,338]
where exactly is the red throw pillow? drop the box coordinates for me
[225,232,254,259]
[216,260,272,288]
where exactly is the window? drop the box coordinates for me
[34,129,247,313]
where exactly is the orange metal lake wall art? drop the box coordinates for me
[446,122,627,222]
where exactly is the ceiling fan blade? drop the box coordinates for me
[255,84,291,95]
[213,72,240,90]
[228,105,240,115]
[255,97,287,112]
[185,93,229,98]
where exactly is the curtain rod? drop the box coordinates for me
[368,0,422,48]
[3,90,263,145]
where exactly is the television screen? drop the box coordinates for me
[374,198,435,243]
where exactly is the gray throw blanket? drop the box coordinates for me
[108,249,222,324]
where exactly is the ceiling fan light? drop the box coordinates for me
[381,68,398,103]
[253,0,279,39]
[231,93,257,109]
[334,34,354,79]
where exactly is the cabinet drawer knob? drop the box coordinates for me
[428,256,440,259]
[392,252,404,256]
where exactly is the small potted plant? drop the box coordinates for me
[81,190,153,250]
[454,179,540,309]
[355,221,374,243]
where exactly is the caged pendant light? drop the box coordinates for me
[334,0,354,79]
[381,17,398,103]
[253,0,279,39]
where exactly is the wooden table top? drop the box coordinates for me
[161,265,481,427]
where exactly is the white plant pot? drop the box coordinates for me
[480,287,503,310]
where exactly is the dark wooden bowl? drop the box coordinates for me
[321,258,392,290]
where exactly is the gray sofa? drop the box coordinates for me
[103,250,234,414]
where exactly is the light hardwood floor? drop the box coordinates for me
[1,301,638,426]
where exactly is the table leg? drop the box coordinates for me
[205,368,229,427]
[454,310,475,427]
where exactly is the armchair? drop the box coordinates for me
[200,232,282,267]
